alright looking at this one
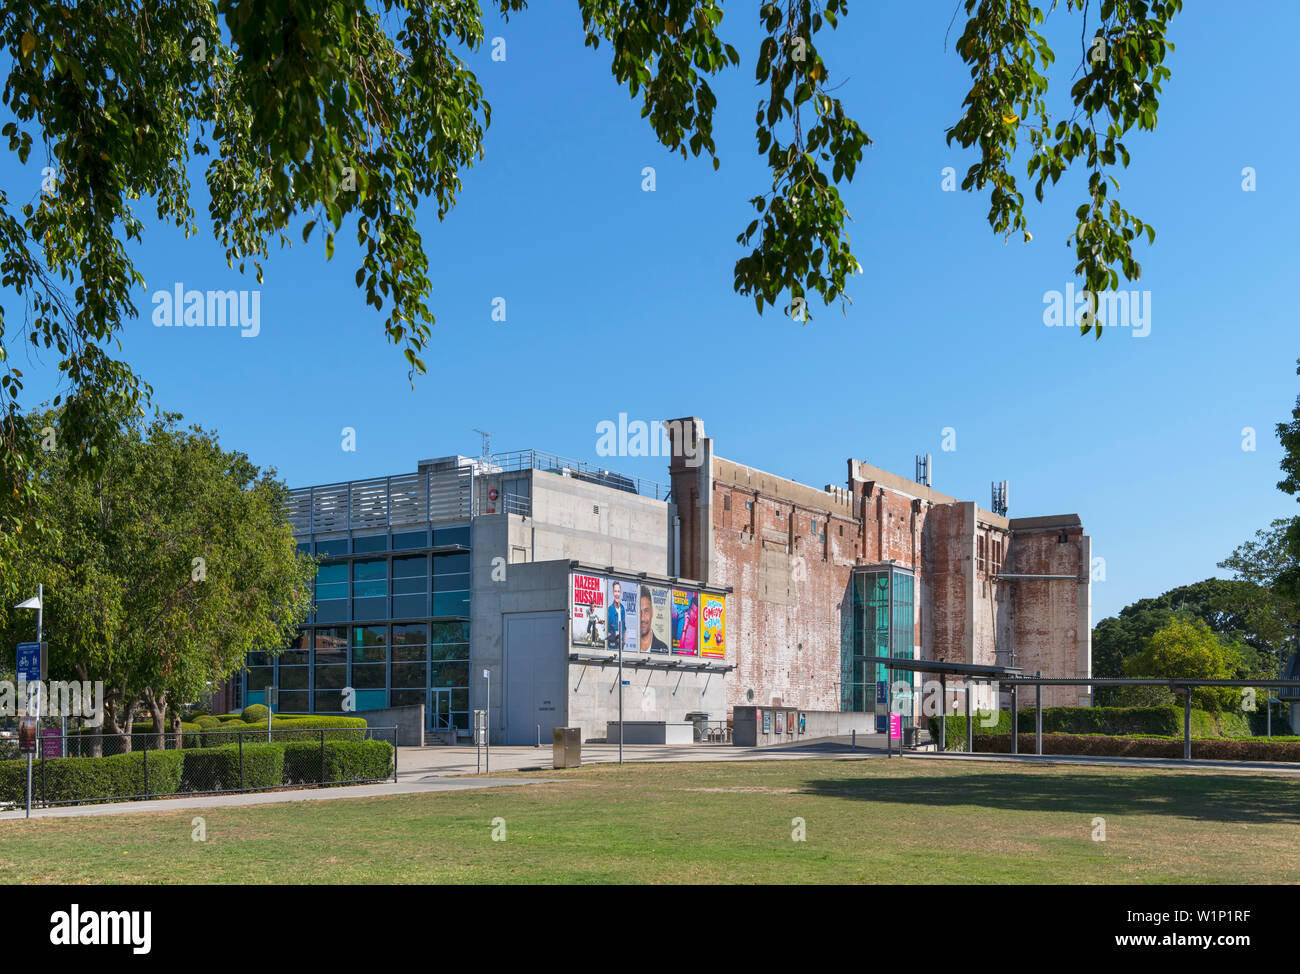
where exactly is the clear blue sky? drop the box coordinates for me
[4,2,1298,624]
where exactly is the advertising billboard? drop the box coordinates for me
[699,593,726,659]
[570,572,608,648]
[607,577,637,653]
[671,588,698,656]
[636,583,671,654]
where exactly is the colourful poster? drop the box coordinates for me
[775,711,784,735]
[606,577,637,653]
[699,593,726,659]
[636,584,671,654]
[570,572,608,648]
[671,588,699,656]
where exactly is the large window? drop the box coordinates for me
[842,567,916,727]
[432,552,470,617]
[315,562,348,623]
[352,559,388,620]
[392,555,429,619]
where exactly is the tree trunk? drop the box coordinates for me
[169,711,183,749]
[105,691,136,754]
[144,688,167,752]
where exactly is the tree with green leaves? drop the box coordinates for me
[0,408,314,751]
[1221,358,1300,638]
[0,0,1183,558]
[1123,617,1243,712]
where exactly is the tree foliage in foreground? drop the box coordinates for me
[0,0,1182,539]
[0,408,314,748]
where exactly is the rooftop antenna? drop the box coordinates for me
[991,479,1009,517]
[473,428,494,460]
[915,453,932,488]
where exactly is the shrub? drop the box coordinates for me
[976,733,1300,762]
[180,742,283,793]
[241,704,271,723]
[190,716,369,747]
[281,740,394,784]
[0,750,184,805]
[194,715,223,730]
[928,710,1011,750]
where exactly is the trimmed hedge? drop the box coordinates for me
[931,705,1259,750]
[179,742,283,792]
[1,739,390,805]
[0,750,184,804]
[976,732,1300,762]
[192,716,368,747]
[281,740,394,785]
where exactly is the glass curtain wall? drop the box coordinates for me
[243,523,471,731]
[841,566,916,729]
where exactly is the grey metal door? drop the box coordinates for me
[503,611,566,745]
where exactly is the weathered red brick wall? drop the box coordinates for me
[666,418,1089,716]
[1008,525,1088,707]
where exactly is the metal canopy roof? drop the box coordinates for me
[858,655,1021,679]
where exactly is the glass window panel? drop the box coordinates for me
[391,662,427,688]
[449,689,468,712]
[247,668,273,691]
[430,621,470,644]
[392,643,426,662]
[432,573,469,593]
[352,559,387,597]
[433,525,470,548]
[453,711,469,731]
[431,661,469,687]
[314,627,347,663]
[351,663,386,689]
[432,592,470,617]
[392,623,428,645]
[315,538,348,558]
[278,666,309,690]
[280,648,309,665]
[392,576,426,595]
[314,665,347,689]
[352,597,388,621]
[390,689,425,709]
[314,690,343,712]
[247,651,271,668]
[353,625,388,647]
[353,533,387,554]
[392,530,428,551]
[430,643,469,662]
[352,644,386,664]
[278,691,309,713]
[393,555,428,578]
[433,552,470,575]
[314,600,347,624]
[392,595,427,619]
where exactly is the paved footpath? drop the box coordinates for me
[0,776,561,820]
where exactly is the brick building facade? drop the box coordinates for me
[667,417,1090,713]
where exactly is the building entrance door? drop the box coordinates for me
[431,689,453,731]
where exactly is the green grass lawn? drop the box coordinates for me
[2,758,1298,883]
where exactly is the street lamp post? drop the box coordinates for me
[14,585,44,814]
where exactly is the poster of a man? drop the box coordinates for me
[607,579,626,650]
[638,584,670,653]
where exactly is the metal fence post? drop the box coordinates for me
[392,728,397,783]
[1183,689,1192,760]
[238,731,245,790]
[966,685,974,754]
[1010,685,1018,755]
[1035,671,1043,755]
[143,739,149,797]
[320,729,326,784]
[938,675,946,752]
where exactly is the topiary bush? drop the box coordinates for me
[0,750,184,805]
[976,732,1300,762]
[241,703,271,723]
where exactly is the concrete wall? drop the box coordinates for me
[356,704,425,747]
[732,706,877,747]
[567,661,728,742]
